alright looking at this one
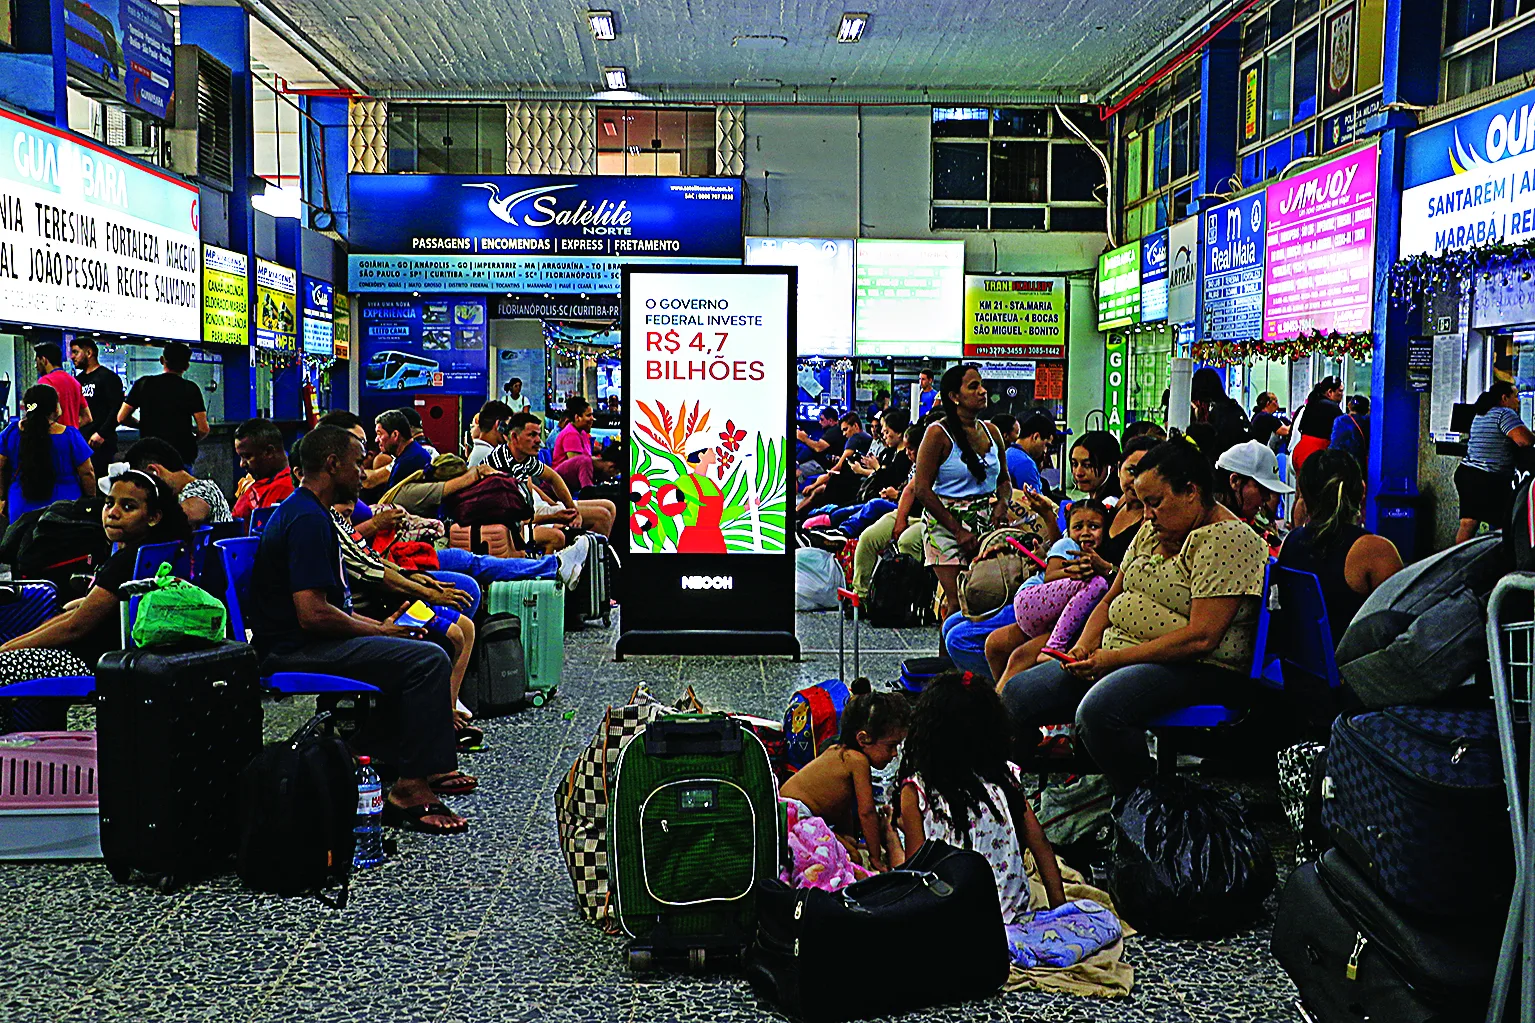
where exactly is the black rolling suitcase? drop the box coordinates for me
[1272,850,1499,1023]
[96,641,263,891]
[565,533,613,629]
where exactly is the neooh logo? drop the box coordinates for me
[681,575,734,591]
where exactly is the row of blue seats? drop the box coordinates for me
[0,530,379,703]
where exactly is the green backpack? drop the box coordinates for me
[130,562,228,648]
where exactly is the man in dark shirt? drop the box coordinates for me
[249,425,471,835]
[118,342,210,465]
[363,409,430,491]
[70,337,123,477]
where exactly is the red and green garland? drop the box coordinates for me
[1190,330,1373,366]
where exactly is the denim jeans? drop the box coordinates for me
[829,498,897,537]
[434,546,557,583]
[1001,658,1251,793]
[261,635,457,780]
[428,571,481,618]
[941,604,1016,681]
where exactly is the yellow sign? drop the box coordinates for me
[333,293,350,360]
[201,245,248,346]
[1243,66,1260,143]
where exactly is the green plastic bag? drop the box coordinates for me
[130,562,227,648]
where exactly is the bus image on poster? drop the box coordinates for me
[625,270,793,556]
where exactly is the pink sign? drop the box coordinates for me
[1262,145,1378,341]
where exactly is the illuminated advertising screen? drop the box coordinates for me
[745,236,853,356]
[301,276,334,357]
[0,106,199,339]
[253,260,297,352]
[620,266,798,657]
[201,245,248,346]
[1096,242,1141,330]
[333,293,350,360]
[853,239,965,357]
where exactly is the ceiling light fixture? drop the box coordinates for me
[603,66,628,90]
[836,13,869,43]
[587,10,616,40]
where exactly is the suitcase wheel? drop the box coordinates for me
[628,949,655,973]
[157,874,178,895]
[687,948,706,971]
[532,692,548,707]
[108,865,131,885]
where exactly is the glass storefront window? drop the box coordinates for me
[1293,29,1319,123]
[1265,48,1293,139]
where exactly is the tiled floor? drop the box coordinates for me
[0,611,1303,1023]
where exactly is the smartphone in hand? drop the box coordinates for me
[1040,648,1077,664]
[397,600,435,629]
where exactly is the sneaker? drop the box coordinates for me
[556,536,589,592]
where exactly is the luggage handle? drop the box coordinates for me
[643,716,743,756]
[522,596,539,677]
[1004,536,1049,571]
[288,710,335,749]
[837,588,860,681]
[839,869,952,911]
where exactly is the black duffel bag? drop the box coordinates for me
[744,839,1008,1021]
[236,712,356,907]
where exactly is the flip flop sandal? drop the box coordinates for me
[429,771,479,796]
[381,800,469,836]
[456,724,486,753]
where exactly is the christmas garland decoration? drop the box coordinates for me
[1388,240,1535,309]
[1190,330,1373,366]
[543,319,620,362]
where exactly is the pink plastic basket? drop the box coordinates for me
[0,731,98,810]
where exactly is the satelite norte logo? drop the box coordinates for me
[1145,233,1167,267]
[681,575,733,590]
[1450,103,1535,174]
[462,181,634,231]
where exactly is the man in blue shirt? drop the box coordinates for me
[363,408,431,492]
[250,424,471,836]
[916,369,937,420]
[998,411,1055,493]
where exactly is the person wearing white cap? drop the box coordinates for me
[674,433,727,554]
[1214,439,1293,532]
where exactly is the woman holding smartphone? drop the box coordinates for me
[1000,438,1268,793]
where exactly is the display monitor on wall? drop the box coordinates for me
[853,239,965,357]
[745,237,853,356]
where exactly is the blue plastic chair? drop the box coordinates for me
[1256,565,1341,694]
[1148,559,1282,770]
[249,506,278,535]
[213,537,378,697]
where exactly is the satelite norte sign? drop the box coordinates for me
[1140,229,1169,323]
[348,175,742,292]
[1401,84,1535,257]
[619,266,798,658]
[0,107,200,340]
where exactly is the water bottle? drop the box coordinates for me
[353,756,385,869]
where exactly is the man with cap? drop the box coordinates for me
[1215,439,1294,549]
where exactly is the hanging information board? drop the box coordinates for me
[253,260,297,352]
[202,245,248,346]
[1202,193,1266,342]
[618,266,798,658]
[301,276,334,357]
[962,275,1066,359]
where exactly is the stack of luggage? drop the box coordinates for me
[1272,537,1512,1022]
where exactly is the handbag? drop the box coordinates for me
[745,840,1008,1020]
[130,561,227,648]
[957,528,1038,621]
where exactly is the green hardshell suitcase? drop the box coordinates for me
[486,579,564,706]
[608,713,781,972]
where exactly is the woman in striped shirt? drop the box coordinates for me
[1456,381,1534,543]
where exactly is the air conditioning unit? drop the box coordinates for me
[166,45,234,189]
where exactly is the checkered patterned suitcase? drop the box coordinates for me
[0,582,60,643]
[1322,707,1510,917]
[556,685,704,926]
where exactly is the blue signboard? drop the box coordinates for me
[301,277,334,358]
[61,0,175,120]
[1140,229,1169,323]
[348,174,743,293]
[359,295,489,397]
[1201,193,1266,342]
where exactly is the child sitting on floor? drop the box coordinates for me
[985,500,1114,687]
[895,671,1066,915]
[779,679,909,872]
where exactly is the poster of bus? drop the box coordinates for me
[358,295,488,396]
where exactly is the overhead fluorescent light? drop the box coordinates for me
[588,10,616,40]
[603,66,628,90]
[837,13,869,43]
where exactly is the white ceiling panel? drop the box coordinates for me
[256,0,1229,98]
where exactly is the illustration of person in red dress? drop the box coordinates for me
[676,435,727,554]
